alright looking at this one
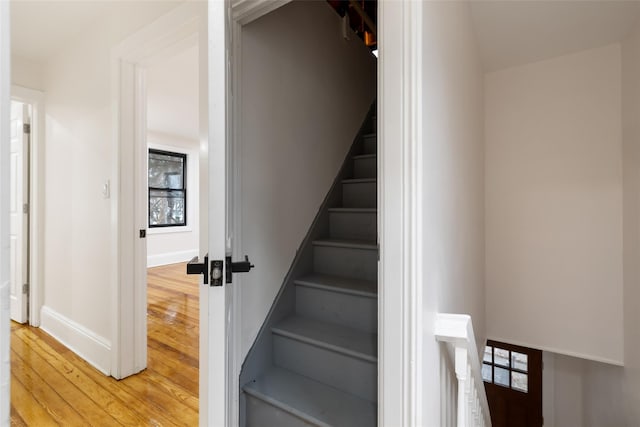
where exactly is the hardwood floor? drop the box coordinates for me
[9,263,199,426]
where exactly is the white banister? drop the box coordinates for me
[435,313,492,427]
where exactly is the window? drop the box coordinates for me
[148,149,187,227]
[482,343,529,393]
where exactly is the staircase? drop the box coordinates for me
[241,109,378,427]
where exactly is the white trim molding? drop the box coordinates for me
[378,0,424,426]
[40,306,112,376]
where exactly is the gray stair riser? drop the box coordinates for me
[363,135,376,154]
[313,245,377,282]
[295,285,377,333]
[245,395,319,427]
[353,156,376,179]
[342,182,376,208]
[329,211,377,242]
[273,335,377,402]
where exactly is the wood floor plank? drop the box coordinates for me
[10,262,199,426]
[11,348,87,425]
[9,407,28,427]
[11,371,61,426]
[14,328,141,426]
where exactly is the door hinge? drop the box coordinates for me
[23,123,31,134]
[23,203,29,214]
[22,283,29,294]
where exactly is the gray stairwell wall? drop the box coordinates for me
[239,0,376,372]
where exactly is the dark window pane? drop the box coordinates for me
[149,151,185,189]
[512,372,528,393]
[482,363,492,383]
[484,346,493,363]
[494,348,510,368]
[149,190,185,226]
[512,351,528,372]
[494,366,509,387]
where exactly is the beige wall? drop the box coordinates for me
[419,1,485,420]
[485,44,624,364]
[239,0,376,358]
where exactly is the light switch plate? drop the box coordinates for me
[102,180,110,199]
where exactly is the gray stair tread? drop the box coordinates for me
[352,153,376,160]
[243,367,377,427]
[295,273,377,297]
[328,207,376,213]
[342,178,376,184]
[273,316,377,361]
[312,238,377,250]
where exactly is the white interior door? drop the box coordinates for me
[9,100,28,324]
[200,1,232,426]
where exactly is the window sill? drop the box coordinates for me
[148,226,193,235]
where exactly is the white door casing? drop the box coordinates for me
[9,100,28,324]
[0,0,11,424]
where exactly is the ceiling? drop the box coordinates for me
[146,45,200,141]
[11,1,128,61]
[10,0,181,62]
[470,0,640,72]
[9,0,640,73]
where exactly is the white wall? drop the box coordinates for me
[621,21,640,424]
[146,132,199,267]
[11,55,43,91]
[39,1,180,373]
[568,20,640,427]
[419,1,485,422]
[239,0,376,358]
[485,44,624,364]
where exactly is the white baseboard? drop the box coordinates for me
[40,305,111,375]
[147,249,198,267]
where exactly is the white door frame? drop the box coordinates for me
[227,1,419,426]
[378,1,424,425]
[1,1,12,425]
[110,1,206,379]
[11,85,44,328]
